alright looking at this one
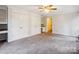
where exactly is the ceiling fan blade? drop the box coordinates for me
[48,5,53,7]
[50,8,57,10]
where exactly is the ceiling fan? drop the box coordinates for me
[39,5,57,13]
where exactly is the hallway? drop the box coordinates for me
[0,33,78,54]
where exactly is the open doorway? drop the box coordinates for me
[47,17,52,33]
[41,16,53,34]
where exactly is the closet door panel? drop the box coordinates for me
[30,13,41,35]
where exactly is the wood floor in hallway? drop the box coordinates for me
[0,33,79,54]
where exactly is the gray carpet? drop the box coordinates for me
[0,33,78,54]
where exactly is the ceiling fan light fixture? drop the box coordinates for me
[44,9,50,13]
[39,5,57,13]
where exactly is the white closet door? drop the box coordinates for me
[30,13,41,36]
[11,9,30,39]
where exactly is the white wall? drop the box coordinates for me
[70,16,79,36]
[52,12,79,36]
[8,6,41,42]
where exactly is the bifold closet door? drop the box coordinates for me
[10,9,30,40]
[30,13,41,36]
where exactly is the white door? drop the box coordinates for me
[30,13,41,36]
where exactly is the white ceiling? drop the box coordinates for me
[8,5,79,16]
